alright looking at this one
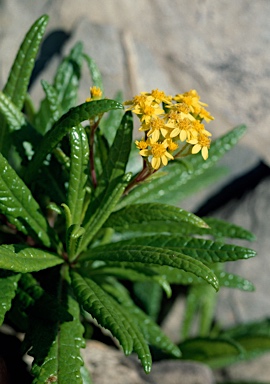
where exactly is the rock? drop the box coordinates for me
[214,176,270,325]
[81,340,216,384]
[147,360,215,384]
[214,352,270,382]
[81,341,148,384]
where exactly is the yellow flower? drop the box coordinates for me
[132,97,164,124]
[170,118,194,141]
[199,108,214,122]
[149,89,172,104]
[139,117,169,142]
[192,120,212,137]
[150,141,174,169]
[86,86,103,102]
[164,138,179,152]
[188,133,211,160]
[135,139,149,151]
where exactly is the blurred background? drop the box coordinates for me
[1,0,270,381]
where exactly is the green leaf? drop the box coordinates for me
[118,125,247,207]
[86,265,171,296]
[221,319,270,339]
[54,42,84,113]
[216,271,255,291]
[99,91,124,146]
[203,217,256,241]
[25,99,123,182]
[36,80,61,134]
[0,245,63,272]
[83,53,103,92]
[99,111,133,189]
[108,235,256,263]
[0,270,21,326]
[66,224,85,262]
[80,244,219,291]
[179,337,244,368]
[102,280,180,357]
[28,280,85,384]
[0,15,49,154]
[3,15,49,110]
[79,173,132,252]
[0,91,26,131]
[68,125,89,225]
[0,152,53,247]
[133,281,163,321]
[104,203,208,230]
[182,284,218,339]
[70,270,134,356]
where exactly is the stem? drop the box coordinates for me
[123,162,155,195]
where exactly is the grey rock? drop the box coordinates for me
[214,176,270,325]
[82,341,216,384]
[146,360,215,384]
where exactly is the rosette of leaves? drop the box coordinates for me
[0,15,258,383]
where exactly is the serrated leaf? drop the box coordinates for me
[104,203,208,230]
[54,42,84,113]
[92,279,152,372]
[26,99,123,182]
[147,265,255,292]
[83,53,103,92]
[36,80,61,133]
[70,270,133,355]
[0,245,63,272]
[179,337,244,368]
[216,271,255,291]
[28,280,85,384]
[182,283,218,339]
[79,173,132,252]
[100,279,180,358]
[0,91,26,131]
[0,15,48,155]
[118,125,247,208]
[86,265,171,295]
[203,217,256,241]
[0,270,21,326]
[3,15,49,110]
[112,215,255,242]
[68,125,89,225]
[99,91,124,146]
[110,235,256,263]
[80,244,219,291]
[0,152,54,247]
[100,111,133,186]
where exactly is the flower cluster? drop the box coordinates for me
[124,89,214,170]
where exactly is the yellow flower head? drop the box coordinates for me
[125,88,214,168]
[188,133,211,160]
[86,86,103,102]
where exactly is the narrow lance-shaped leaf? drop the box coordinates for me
[118,125,247,208]
[100,111,133,186]
[0,245,63,273]
[0,15,49,154]
[70,271,134,355]
[111,235,256,263]
[104,203,208,230]
[31,291,85,384]
[0,152,53,248]
[101,280,181,358]
[79,173,132,252]
[99,282,152,373]
[83,53,104,92]
[37,80,62,133]
[0,271,21,326]
[80,244,219,291]
[25,99,123,183]
[68,125,89,225]
[148,265,255,291]
[54,42,83,113]
[3,15,49,109]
